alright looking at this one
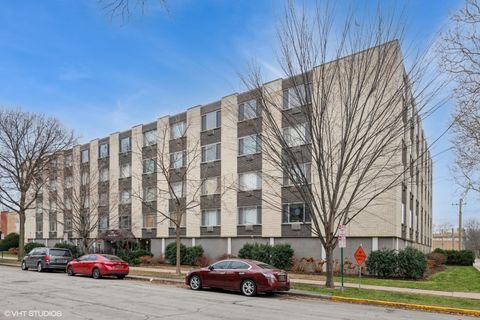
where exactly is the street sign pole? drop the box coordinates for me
[341,247,344,290]
[338,225,346,291]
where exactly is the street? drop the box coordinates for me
[0,266,475,320]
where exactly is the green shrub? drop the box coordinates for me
[0,233,19,251]
[119,249,153,265]
[54,242,80,257]
[184,245,204,266]
[238,243,256,260]
[366,249,398,278]
[434,249,476,266]
[397,247,427,279]
[271,244,294,270]
[165,242,188,265]
[24,242,45,254]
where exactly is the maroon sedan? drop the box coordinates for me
[185,259,290,296]
[66,254,129,279]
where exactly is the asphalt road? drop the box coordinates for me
[0,266,475,320]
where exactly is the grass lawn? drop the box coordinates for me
[293,283,480,310]
[331,266,480,293]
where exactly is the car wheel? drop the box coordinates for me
[37,262,43,272]
[21,261,28,271]
[189,275,202,290]
[117,275,125,279]
[92,268,102,279]
[67,266,75,276]
[241,279,257,297]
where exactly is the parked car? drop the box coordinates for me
[21,247,73,272]
[66,254,129,279]
[185,259,290,296]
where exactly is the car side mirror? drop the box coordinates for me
[208,265,214,271]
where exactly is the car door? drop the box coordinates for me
[203,261,231,288]
[25,248,37,267]
[227,261,251,290]
[84,255,98,275]
[75,255,90,274]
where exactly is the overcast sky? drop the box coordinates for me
[0,0,475,228]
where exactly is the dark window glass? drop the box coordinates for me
[49,249,72,257]
[212,261,231,270]
[230,261,250,270]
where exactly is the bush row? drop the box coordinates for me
[24,242,45,254]
[366,247,427,279]
[118,249,153,266]
[238,243,294,270]
[165,243,204,266]
[433,248,475,266]
[0,233,19,251]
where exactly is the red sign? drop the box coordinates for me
[354,246,367,265]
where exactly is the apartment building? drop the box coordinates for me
[24,42,433,261]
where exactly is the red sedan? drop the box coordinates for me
[185,259,290,296]
[66,254,129,279]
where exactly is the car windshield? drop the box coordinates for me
[50,249,71,257]
[102,255,123,261]
[255,262,276,270]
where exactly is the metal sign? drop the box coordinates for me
[338,224,346,248]
[354,246,367,265]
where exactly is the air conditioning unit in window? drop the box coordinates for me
[291,223,301,231]
[246,155,254,162]
[245,191,254,197]
[207,129,215,136]
[206,194,214,200]
[174,168,181,174]
[207,226,214,232]
[292,107,302,114]
[245,224,254,231]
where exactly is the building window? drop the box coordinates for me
[170,151,186,169]
[81,172,89,185]
[143,187,156,202]
[143,159,156,174]
[282,203,311,223]
[171,121,186,140]
[120,163,131,178]
[169,212,186,227]
[170,181,185,199]
[201,176,220,195]
[238,206,261,225]
[283,124,309,147]
[283,84,311,109]
[49,213,57,232]
[284,163,311,186]
[64,154,73,167]
[81,149,89,163]
[120,190,131,204]
[99,192,108,207]
[64,176,73,189]
[99,143,109,158]
[82,195,90,209]
[119,215,131,230]
[65,197,72,210]
[99,167,109,182]
[144,130,157,147]
[239,172,262,191]
[238,99,258,121]
[36,216,43,233]
[64,214,72,232]
[120,137,131,153]
[201,209,220,226]
[238,135,261,155]
[201,143,221,163]
[401,202,406,225]
[143,212,156,229]
[99,215,108,230]
[201,110,221,131]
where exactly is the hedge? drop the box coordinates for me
[0,233,19,251]
[238,243,294,270]
[119,249,154,266]
[433,248,475,266]
[366,247,427,279]
[164,243,204,266]
[365,249,397,278]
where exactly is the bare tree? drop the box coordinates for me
[465,218,480,256]
[0,108,75,259]
[99,0,168,22]
[240,2,443,287]
[440,0,480,193]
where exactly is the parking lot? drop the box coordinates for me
[0,266,477,320]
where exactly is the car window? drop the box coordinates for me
[77,255,90,262]
[212,261,231,270]
[87,255,98,261]
[29,248,38,255]
[230,261,250,270]
[256,262,276,270]
[49,249,71,257]
[102,255,122,261]
[38,248,47,255]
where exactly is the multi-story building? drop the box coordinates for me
[0,211,19,239]
[24,42,433,262]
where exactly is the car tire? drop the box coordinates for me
[117,275,125,279]
[37,262,43,272]
[241,279,257,297]
[67,266,75,276]
[189,275,202,290]
[92,268,102,279]
[21,261,28,271]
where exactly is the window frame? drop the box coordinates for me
[282,202,311,224]
[238,206,261,225]
[143,129,157,147]
[120,190,131,205]
[81,149,89,163]
[201,143,221,163]
[201,176,221,196]
[238,99,259,122]
[99,143,109,159]
[238,171,262,191]
[120,137,131,154]
[238,134,262,156]
[201,209,221,227]
[143,158,156,175]
[201,110,221,132]
[119,163,132,179]
[170,150,186,169]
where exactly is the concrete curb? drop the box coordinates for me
[330,296,480,317]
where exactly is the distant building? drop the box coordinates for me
[432,229,465,251]
[0,211,19,239]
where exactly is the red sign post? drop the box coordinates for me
[354,245,366,288]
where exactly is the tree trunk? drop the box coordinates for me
[325,244,335,288]
[18,211,26,261]
[175,224,181,275]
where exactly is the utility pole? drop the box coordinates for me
[452,199,466,250]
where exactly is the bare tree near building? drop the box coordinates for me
[439,0,480,193]
[99,0,168,22]
[239,2,443,287]
[465,218,480,256]
[0,108,75,260]
[47,166,119,254]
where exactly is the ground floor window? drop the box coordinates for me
[119,215,131,230]
[282,203,311,223]
[49,213,57,232]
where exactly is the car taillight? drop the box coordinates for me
[263,273,276,282]
[43,255,50,263]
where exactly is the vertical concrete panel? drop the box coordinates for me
[56,154,64,237]
[131,125,143,237]
[156,117,170,237]
[186,107,201,237]
[109,133,119,229]
[89,140,99,238]
[220,94,238,237]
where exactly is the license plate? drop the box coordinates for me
[277,275,286,281]
[114,265,123,269]
[57,259,66,263]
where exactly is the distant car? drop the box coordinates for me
[66,254,129,279]
[21,247,73,272]
[185,259,290,296]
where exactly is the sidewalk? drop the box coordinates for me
[130,266,480,300]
